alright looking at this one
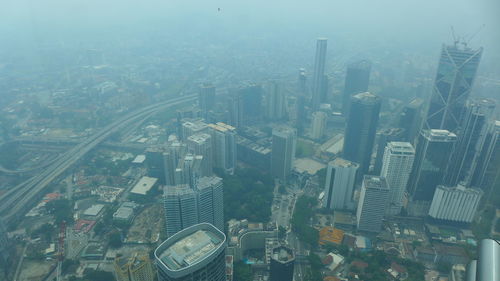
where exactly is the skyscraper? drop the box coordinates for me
[446,98,496,186]
[164,176,224,237]
[196,176,224,232]
[208,122,237,175]
[270,246,295,281]
[408,129,457,202]
[295,95,307,135]
[114,252,155,281]
[373,128,406,175]
[356,176,389,233]
[322,158,358,210]
[271,127,297,181]
[380,142,415,216]
[266,81,286,120]
[182,120,208,140]
[470,120,500,192]
[311,111,328,140]
[155,223,227,281]
[343,92,381,178]
[399,98,424,144]
[239,83,263,125]
[342,60,371,115]
[164,185,198,238]
[187,133,213,177]
[311,38,327,110]
[428,184,482,223]
[199,83,216,119]
[298,68,307,95]
[425,44,483,133]
[227,92,243,128]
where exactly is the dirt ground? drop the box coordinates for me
[126,204,163,244]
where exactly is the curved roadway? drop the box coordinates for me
[0,94,197,224]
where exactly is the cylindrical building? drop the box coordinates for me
[154,223,227,281]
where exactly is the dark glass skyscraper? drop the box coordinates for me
[408,129,457,201]
[342,60,371,115]
[471,120,500,193]
[399,98,424,144]
[425,44,483,133]
[446,99,496,186]
[311,38,327,110]
[343,92,381,177]
[270,246,295,281]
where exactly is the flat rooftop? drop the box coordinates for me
[130,176,158,195]
[158,230,223,270]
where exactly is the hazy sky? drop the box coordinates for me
[1,0,499,65]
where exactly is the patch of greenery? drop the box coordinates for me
[291,196,318,246]
[233,261,252,281]
[222,168,274,222]
[45,199,74,224]
[296,139,315,158]
[472,205,495,239]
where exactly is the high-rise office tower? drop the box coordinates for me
[343,92,381,178]
[227,92,243,128]
[182,120,208,140]
[270,246,295,281]
[164,185,198,238]
[199,83,216,119]
[399,98,424,144]
[155,223,227,281]
[298,68,307,94]
[356,176,389,233]
[428,184,482,223]
[408,129,457,202]
[176,154,203,188]
[311,111,328,140]
[322,158,358,210]
[114,252,155,281]
[446,99,496,186]
[239,83,263,125]
[311,38,327,110]
[295,95,307,135]
[208,122,237,175]
[425,44,483,133]
[196,176,224,232]
[342,60,371,115]
[373,128,406,175]
[187,133,213,177]
[163,176,225,238]
[163,142,188,186]
[266,81,286,121]
[471,120,500,192]
[271,127,297,181]
[380,142,415,216]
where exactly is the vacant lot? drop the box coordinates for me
[126,204,163,244]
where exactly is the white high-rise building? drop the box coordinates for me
[208,122,236,174]
[356,176,389,233]
[196,176,224,232]
[164,177,224,237]
[164,185,198,237]
[311,38,328,110]
[380,142,415,215]
[428,184,482,223]
[187,133,213,177]
[311,111,328,140]
[322,158,358,210]
[271,126,297,181]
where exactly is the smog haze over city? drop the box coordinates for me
[0,1,499,281]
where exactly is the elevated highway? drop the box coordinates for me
[0,94,196,225]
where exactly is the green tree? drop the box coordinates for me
[233,261,252,281]
[108,232,122,248]
[45,199,73,224]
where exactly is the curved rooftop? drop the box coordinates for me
[154,223,226,275]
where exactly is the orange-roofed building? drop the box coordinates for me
[319,226,344,245]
